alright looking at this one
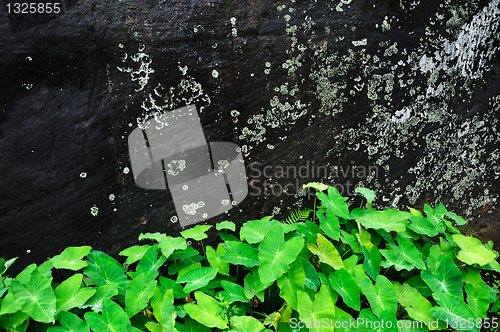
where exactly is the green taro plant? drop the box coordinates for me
[0,184,499,332]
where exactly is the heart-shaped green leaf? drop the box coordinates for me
[221,241,259,267]
[230,316,267,332]
[181,225,212,241]
[184,291,228,329]
[307,233,344,270]
[465,283,492,319]
[51,246,91,271]
[158,236,187,260]
[137,245,167,283]
[84,298,135,332]
[10,268,56,323]
[389,237,426,270]
[430,293,477,330]
[119,245,150,265]
[216,221,236,232]
[380,250,414,271]
[47,311,90,332]
[84,251,129,295]
[316,190,350,219]
[296,286,336,332]
[216,280,250,303]
[240,216,279,243]
[55,274,96,313]
[360,275,397,318]
[421,255,463,300]
[302,259,319,291]
[258,226,304,285]
[318,209,340,241]
[277,260,305,310]
[395,282,434,329]
[83,283,118,313]
[177,267,218,293]
[125,273,157,317]
[423,204,446,234]
[362,245,381,280]
[329,268,360,311]
[407,216,439,237]
[452,234,496,266]
[357,209,412,232]
[206,244,229,275]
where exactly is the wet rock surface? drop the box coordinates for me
[1,0,500,274]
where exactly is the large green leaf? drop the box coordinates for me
[318,209,340,241]
[258,225,304,285]
[356,223,373,252]
[329,268,360,311]
[119,246,150,265]
[84,299,136,332]
[355,187,376,207]
[423,204,446,234]
[421,255,463,300]
[380,249,414,271]
[229,316,267,332]
[84,251,129,295]
[389,237,426,270]
[10,268,56,323]
[184,291,228,329]
[181,225,212,241]
[243,273,265,302]
[360,275,397,318]
[339,230,361,253]
[159,289,176,332]
[307,233,344,270]
[125,273,157,317]
[316,189,350,219]
[158,236,187,260]
[206,244,229,275]
[362,245,381,280]
[47,311,90,332]
[216,221,236,232]
[430,293,477,331]
[407,216,439,237]
[277,260,305,310]
[82,283,118,313]
[240,216,279,243]
[0,310,29,330]
[356,209,412,232]
[55,274,96,313]
[395,282,435,329]
[465,283,492,319]
[51,246,91,271]
[302,259,319,291]
[221,241,259,268]
[159,277,188,299]
[136,245,167,283]
[296,286,336,332]
[452,234,496,266]
[216,280,250,303]
[177,267,218,293]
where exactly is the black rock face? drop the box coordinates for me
[1,0,500,275]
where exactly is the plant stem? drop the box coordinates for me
[313,195,317,224]
[201,239,207,266]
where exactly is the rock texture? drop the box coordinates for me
[1,0,500,275]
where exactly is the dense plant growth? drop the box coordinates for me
[0,184,499,331]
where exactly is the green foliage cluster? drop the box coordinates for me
[0,184,499,331]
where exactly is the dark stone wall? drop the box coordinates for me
[1,0,500,275]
